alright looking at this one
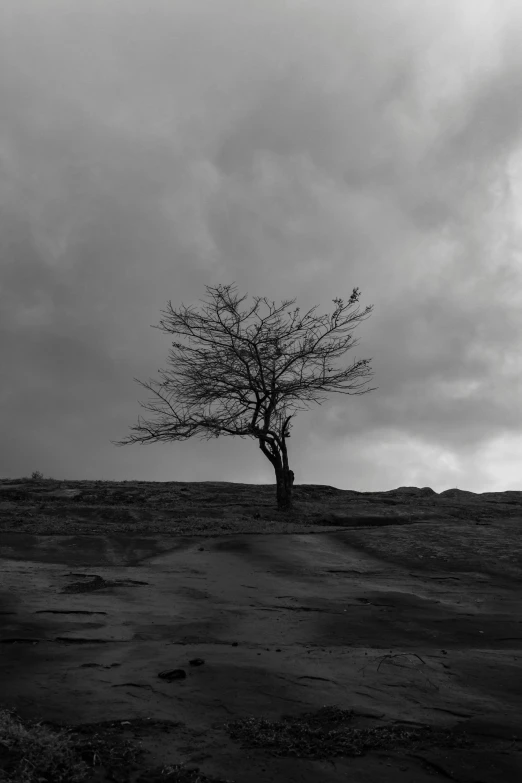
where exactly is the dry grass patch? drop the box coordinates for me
[0,706,89,782]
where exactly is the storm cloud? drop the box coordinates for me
[2,0,522,491]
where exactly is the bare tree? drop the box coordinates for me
[112,283,377,511]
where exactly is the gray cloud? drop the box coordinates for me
[1,0,522,491]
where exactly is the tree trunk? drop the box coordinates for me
[257,432,294,511]
[275,466,294,511]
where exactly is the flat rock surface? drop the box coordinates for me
[0,479,521,781]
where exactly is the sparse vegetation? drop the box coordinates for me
[0,708,151,782]
[223,705,475,760]
[0,705,476,782]
[0,708,238,782]
[0,706,89,782]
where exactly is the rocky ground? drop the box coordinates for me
[0,477,521,782]
[1,477,521,581]
[1,476,522,533]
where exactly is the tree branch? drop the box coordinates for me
[113,283,377,470]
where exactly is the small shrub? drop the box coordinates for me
[0,707,90,782]
[30,471,44,481]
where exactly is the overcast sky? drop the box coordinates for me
[2,0,522,493]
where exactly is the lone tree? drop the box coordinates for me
[112,283,377,511]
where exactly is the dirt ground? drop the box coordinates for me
[0,479,521,781]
